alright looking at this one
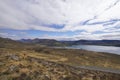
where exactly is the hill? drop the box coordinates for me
[0,37,25,49]
[0,37,120,80]
[19,38,67,46]
[74,40,120,47]
[19,38,120,47]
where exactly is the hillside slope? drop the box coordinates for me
[0,37,120,80]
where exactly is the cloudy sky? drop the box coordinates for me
[0,0,120,40]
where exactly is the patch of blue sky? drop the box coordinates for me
[92,31,106,34]
[0,29,84,39]
[83,19,120,25]
[46,24,65,29]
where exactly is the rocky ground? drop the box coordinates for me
[0,47,120,80]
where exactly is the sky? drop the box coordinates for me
[0,0,120,40]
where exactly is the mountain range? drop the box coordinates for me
[19,38,120,47]
[0,37,120,47]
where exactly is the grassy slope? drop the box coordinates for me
[29,47,120,69]
[0,47,120,80]
[0,37,120,80]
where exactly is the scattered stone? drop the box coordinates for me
[8,54,19,61]
[9,65,19,72]
[1,54,120,80]
[41,75,51,80]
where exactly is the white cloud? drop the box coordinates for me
[0,0,120,40]
[0,32,17,39]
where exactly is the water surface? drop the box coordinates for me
[65,45,120,55]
